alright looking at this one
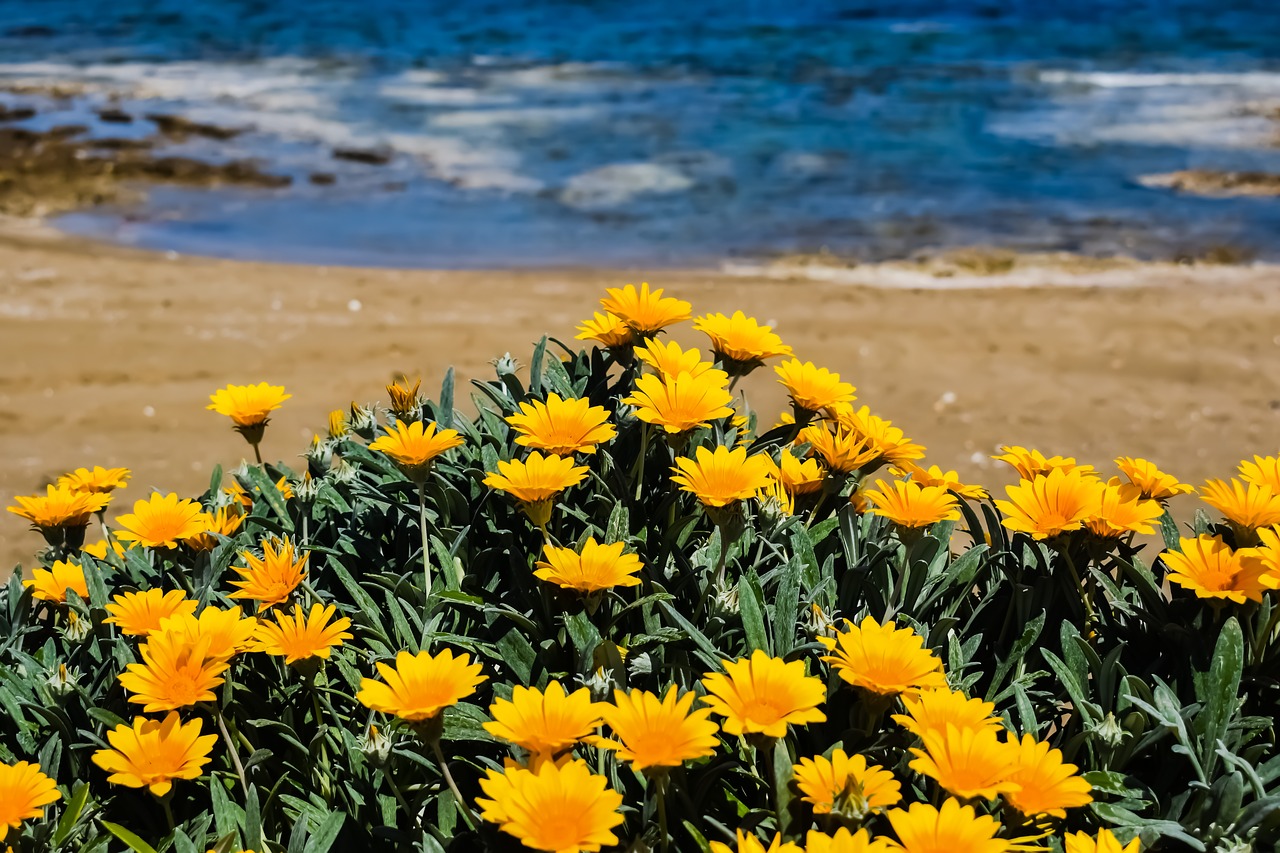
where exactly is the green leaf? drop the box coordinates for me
[100,821,159,853]
[438,367,456,429]
[737,571,770,655]
[241,465,294,532]
[773,554,801,657]
[53,782,90,845]
[304,813,346,853]
[1196,616,1243,778]
[1158,509,1181,552]
[528,337,548,395]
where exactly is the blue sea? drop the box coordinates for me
[2,0,1280,267]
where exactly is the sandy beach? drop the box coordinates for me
[3,220,1278,569]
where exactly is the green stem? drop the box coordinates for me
[160,796,175,831]
[1062,549,1095,626]
[215,705,249,794]
[251,441,264,466]
[432,740,478,831]
[384,770,421,830]
[418,484,433,609]
[656,774,670,853]
[634,422,650,501]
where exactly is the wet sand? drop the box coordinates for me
[3,220,1279,569]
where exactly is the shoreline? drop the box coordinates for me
[4,222,1279,569]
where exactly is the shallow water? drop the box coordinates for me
[3,0,1280,267]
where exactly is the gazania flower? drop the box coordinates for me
[483,452,589,529]
[534,537,643,594]
[228,537,309,611]
[575,311,635,349]
[157,606,258,662]
[1086,482,1163,537]
[1115,457,1193,501]
[890,687,1003,740]
[772,451,825,495]
[103,589,199,637]
[995,469,1105,540]
[357,648,486,723]
[82,536,127,560]
[476,758,624,853]
[634,338,720,380]
[692,311,793,373]
[118,629,229,712]
[57,466,131,495]
[700,650,827,739]
[774,359,856,414]
[114,493,208,549]
[8,485,110,531]
[992,446,1094,481]
[820,616,947,697]
[908,724,1021,801]
[1259,526,1280,584]
[327,409,348,439]
[224,476,293,509]
[885,799,1009,853]
[806,828,896,853]
[207,382,291,428]
[600,282,691,334]
[484,681,602,757]
[894,462,988,500]
[671,445,775,508]
[709,831,804,853]
[864,478,961,529]
[836,406,926,466]
[1201,478,1280,530]
[597,686,720,771]
[1064,829,1140,853]
[1240,455,1280,492]
[183,505,245,551]
[1003,734,1093,818]
[23,560,89,604]
[386,377,422,417]
[506,394,617,456]
[253,603,353,665]
[368,420,465,481]
[623,371,734,434]
[0,761,60,841]
[91,712,217,797]
[793,749,901,818]
[757,475,795,517]
[802,424,881,475]
[1161,535,1270,603]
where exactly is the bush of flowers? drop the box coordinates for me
[4,283,1280,853]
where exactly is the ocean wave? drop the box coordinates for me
[1038,70,1280,90]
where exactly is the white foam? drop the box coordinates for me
[1039,70,1280,90]
[560,162,693,210]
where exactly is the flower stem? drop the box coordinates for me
[215,705,248,794]
[634,422,650,501]
[160,796,175,831]
[251,441,264,466]
[418,483,433,610]
[431,740,478,831]
[384,770,421,830]
[656,773,671,853]
[1062,549,1095,626]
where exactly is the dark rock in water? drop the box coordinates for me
[5,25,56,37]
[87,137,155,151]
[1139,170,1280,198]
[97,108,134,124]
[0,105,36,122]
[333,146,393,165]
[146,113,244,141]
[121,156,292,189]
[309,172,337,185]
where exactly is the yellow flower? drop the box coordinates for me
[772,451,825,495]
[206,382,291,428]
[1240,454,1280,492]
[253,603,353,665]
[634,338,721,381]
[357,648,486,723]
[600,282,691,334]
[7,485,110,530]
[57,466,131,495]
[575,311,635,349]
[793,749,901,818]
[118,629,229,712]
[114,493,209,549]
[597,686,720,771]
[806,828,897,853]
[992,446,1094,481]
[820,616,947,697]
[836,406,926,466]
[484,681,602,757]
[386,377,422,417]
[534,537,644,594]
[1201,478,1280,530]
[483,452,589,529]
[1064,829,1141,853]
[368,420,465,481]
[103,589,199,637]
[885,799,1009,853]
[157,606,259,662]
[802,424,880,475]
[1086,482,1163,537]
[327,409,348,439]
[1161,535,1271,604]
[1115,457,1193,501]
[1259,526,1280,586]
[23,560,89,604]
[228,537,309,611]
[183,505,245,551]
[756,475,795,517]
[506,394,617,456]
[908,724,1021,801]
[864,478,962,529]
[1003,734,1093,818]
[91,711,217,797]
[995,469,1105,540]
[893,462,988,500]
[709,831,805,853]
[700,649,827,739]
[623,371,734,434]
[774,359,856,414]
[0,762,60,841]
[671,445,776,508]
[692,310,793,371]
[224,476,294,509]
[82,536,127,561]
[476,758,624,853]
[890,687,1003,740]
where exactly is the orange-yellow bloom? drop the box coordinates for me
[995,468,1105,540]
[368,420,465,480]
[774,359,856,414]
[484,681,602,757]
[805,828,896,853]
[771,451,825,495]
[820,616,947,697]
[1086,482,1163,537]
[836,406,926,466]
[103,589,199,637]
[534,537,643,594]
[386,377,422,417]
[864,478,961,529]
[885,799,1010,853]
[597,686,720,771]
[709,831,805,853]
[575,311,635,349]
[894,462,988,500]
[1002,734,1093,818]
[57,466,131,495]
[1115,457,1193,501]
[506,394,617,456]
[671,445,775,508]
[700,650,827,739]
[117,630,229,712]
[908,724,1021,801]
[228,537,309,611]
[183,505,245,551]
[793,749,901,818]
[8,485,110,530]
[157,606,259,662]
[483,452,589,529]
[91,712,217,797]
[992,446,1094,480]
[623,371,734,434]
[634,338,721,381]
[1201,478,1280,530]
[207,382,291,428]
[114,493,208,549]
[802,424,881,475]
[476,758,624,853]
[891,687,1003,740]
[357,648,486,723]
[23,560,89,604]
[0,761,60,841]
[1064,829,1141,853]
[600,282,691,334]
[1240,455,1280,492]
[1161,535,1271,604]
[693,311,793,371]
[253,603,353,665]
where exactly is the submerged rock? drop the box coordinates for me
[333,146,393,165]
[0,105,36,122]
[1140,170,1280,198]
[146,113,244,141]
[96,108,134,124]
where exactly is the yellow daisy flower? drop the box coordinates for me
[91,712,217,797]
[908,724,1021,801]
[327,409,348,439]
[368,420,465,482]
[793,749,902,818]
[183,505,245,551]
[386,377,422,417]
[1114,457,1193,501]
[992,446,1094,481]
[634,338,721,381]
[772,451,825,495]
[224,476,294,510]
[864,478,962,529]
[0,762,60,841]
[1003,733,1093,819]
[476,758,624,853]
[1161,535,1271,604]
[885,799,1009,853]
[1086,481,1163,537]
[893,462,988,500]
[484,681,602,758]
[253,603,353,665]
[1240,454,1280,492]
[575,311,635,349]
[836,406,925,466]
[7,485,110,531]
[890,687,1003,740]
[600,282,691,334]
[1064,829,1141,853]
[671,445,775,508]
[805,828,897,853]
[623,371,734,434]
[801,423,881,475]
[357,648,486,723]
[820,616,947,697]
[506,393,617,456]
[156,606,258,662]
[774,358,856,414]
[103,589,199,637]
[82,536,128,561]
[692,310,793,373]
[534,537,643,594]
[483,451,589,529]
[700,650,827,739]
[1201,478,1280,531]
[117,630,229,713]
[995,468,1105,540]
[206,382,291,428]
[597,686,720,771]
[228,537,309,611]
[23,560,89,604]
[114,493,209,549]
[57,466,131,495]
[710,831,805,853]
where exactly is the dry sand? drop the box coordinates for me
[3,220,1279,570]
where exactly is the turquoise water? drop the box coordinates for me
[3,1,1280,266]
